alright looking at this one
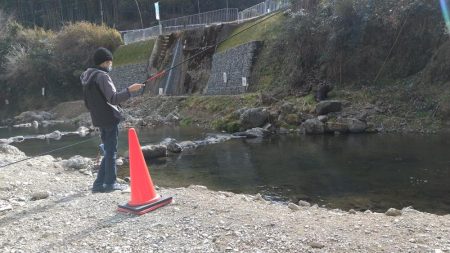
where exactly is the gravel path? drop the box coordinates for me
[1,146,449,253]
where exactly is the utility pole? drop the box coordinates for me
[197,0,201,24]
[99,0,104,25]
[134,0,144,29]
[226,0,229,21]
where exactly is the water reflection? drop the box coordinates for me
[3,125,450,214]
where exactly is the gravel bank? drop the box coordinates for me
[0,147,449,252]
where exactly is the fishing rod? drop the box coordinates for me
[140,10,286,94]
[0,10,287,169]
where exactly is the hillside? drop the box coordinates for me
[105,0,449,134]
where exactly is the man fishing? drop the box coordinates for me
[81,47,144,193]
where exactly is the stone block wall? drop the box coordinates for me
[205,41,262,95]
[109,63,148,91]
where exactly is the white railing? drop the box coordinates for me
[238,0,291,23]
[161,8,238,31]
[123,1,290,45]
[123,26,161,45]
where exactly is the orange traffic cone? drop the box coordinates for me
[118,128,172,215]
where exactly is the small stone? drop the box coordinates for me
[219,191,234,197]
[0,203,13,212]
[364,210,372,214]
[298,200,310,207]
[318,115,328,122]
[254,193,265,201]
[288,203,300,211]
[116,178,127,184]
[188,185,208,190]
[349,209,357,214]
[309,241,325,249]
[121,188,131,194]
[31,191,49,201]
[385,208,402,217]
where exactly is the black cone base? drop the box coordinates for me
[118,196,173,215]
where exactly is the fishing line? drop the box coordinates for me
[0,136,97,169]
[1,9,288,169]
[141,10,286,90]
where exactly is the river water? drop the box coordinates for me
[2,125,450,214]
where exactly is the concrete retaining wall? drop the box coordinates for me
[109,63,148,91]
[205,41,262,95]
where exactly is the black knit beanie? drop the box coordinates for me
[93,47,113,66]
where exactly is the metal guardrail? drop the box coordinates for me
[161,8,238,30]
[122,0,290,45]
[238,0,291,23]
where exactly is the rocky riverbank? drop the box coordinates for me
[0,145,449,252]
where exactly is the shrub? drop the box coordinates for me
[53,22,123,95]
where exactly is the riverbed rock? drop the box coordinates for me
[233,128,271,139]
[77,126,90,137]
[45,130,62,140]
[141,145,167,159]
[31,191,50,201]
[385,208,402,216]
[302,119,325,134]
[284,114,301,125]
[325,120,349,133]
[62,155,94,170]
[315,100,343,115]
[14,111,54,123]
[298,200,311,207]
[288,203,300,211]
[239,108,270,130]
[160,138,182,153]
[309,241,325,249]
[253,193,265,201]
[179,141,197,150]
[116,158,124,166]
[277,127,290,135]
[318,115,328,122]
[0,144,25,156]
[13,123,32,128]
[0,200,13,212]
[344,118,368,133]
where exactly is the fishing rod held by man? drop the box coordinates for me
[80,47,144,193]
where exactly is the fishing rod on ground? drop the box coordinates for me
[139,10,286,95]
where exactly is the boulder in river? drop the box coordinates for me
[315,100,343,115]
[345,118,368,133]
[45,131,62,140]
[239,108,270,130]
[233,128,271,139]
[160,138,182,153]
[141,145,167,159]
[178,141,197,150]
[76,126,90,137]
[302,119,325,134]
